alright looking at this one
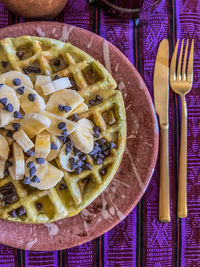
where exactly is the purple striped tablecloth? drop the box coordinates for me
[0,0,199,266]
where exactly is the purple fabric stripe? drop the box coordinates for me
[141,0,175,266]
[25,251,58,267]
[0,244,16,266]
[177,0,200,266]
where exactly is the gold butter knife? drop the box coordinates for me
[153,39,170,222]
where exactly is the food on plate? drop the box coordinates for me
[0,36,126,223]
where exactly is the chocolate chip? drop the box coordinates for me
[73,148,80,156]
[65,147,72,155]
[92,154,98,160]
[29,166,37,177]
[99,167,107,175]
[0,183,18,205]
[64,106,72,113]
[110,142,116,149]
[35,203,42,210]
[89,99,95,106]
[6,130,13,137]
[13,78,21,86]
[101,144,108,151]
[69,77,78,90]
[1,61,8,67]
[72,113,79,122]
[9,209,17,217]
[69,157,75,164]
[16,51,24,59]
[93,126,100,133]
[31,175,40,183]
[27,148,35,156]
[14,111,23,119]
[23,66,41,74]
[4,169,10,177]
[76,167,82,174]
[58,122,66,130]
[58,136,66,143]
[4,103,13,112]
[0,84,3,87]
[80,154,86,161]
[76,160,83,167]
[23,176,31,184]
[17,206,26,217]
[96,158,103,165]
[96,95,103,102]
[16,86,25,95]
[104,149,110,156]
[94,132,100,138]
[58,104,64,111]
[59,183,67,191]
[28,93,36,102]
[12,123,20,131]
[54,75,60,80]
[61,129,68,136]
[98,153,105,159]
[36,158,45,164]
[0,97,7,106]
[5,160,12,169]
[27,161,34,168]
[97,138,106,145]
[66,141,73,148]
[84,163,92,170]
[53,58,60,66]
[51,142,58,150]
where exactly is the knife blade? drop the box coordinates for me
[153,39,170,222]
[154,39,169,125]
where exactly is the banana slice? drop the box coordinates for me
[4,120,21,131]
[58,145,79,172]
[41,77,72,95]
[0,84,20,127]
[0,70,33,88]
[69,118,94,154]
[13,128,34,152]
[46,135,62,161]
[20,87,46,113]
[42,111,77,135]
[34,75,51,103]
[30,162,64,190]
[35,132,51,158]
[21,113,51,138]
[13,142,25,180]
[46,89,84,117]
[0,129,13,145]
[72,102,88,115]
[25,157,48,178]
[0,134,9,160]
[0,160,5,178]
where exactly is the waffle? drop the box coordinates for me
[0,36,126,223]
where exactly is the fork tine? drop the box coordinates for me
[170,39,179,82]
[182,39,189,81]
[187,39,194,82]
[177,39,184,81]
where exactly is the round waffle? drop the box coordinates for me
[0,36,126,223]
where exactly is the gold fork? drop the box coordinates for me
[170,39,194,218]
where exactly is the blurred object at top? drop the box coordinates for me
[89,0,143,19]
[0,0,68,20]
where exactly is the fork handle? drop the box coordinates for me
[178,95,187,218]
[159,124,170,222]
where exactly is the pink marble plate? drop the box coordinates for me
[0,22,158,251]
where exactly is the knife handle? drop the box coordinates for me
[159,124,170,222]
